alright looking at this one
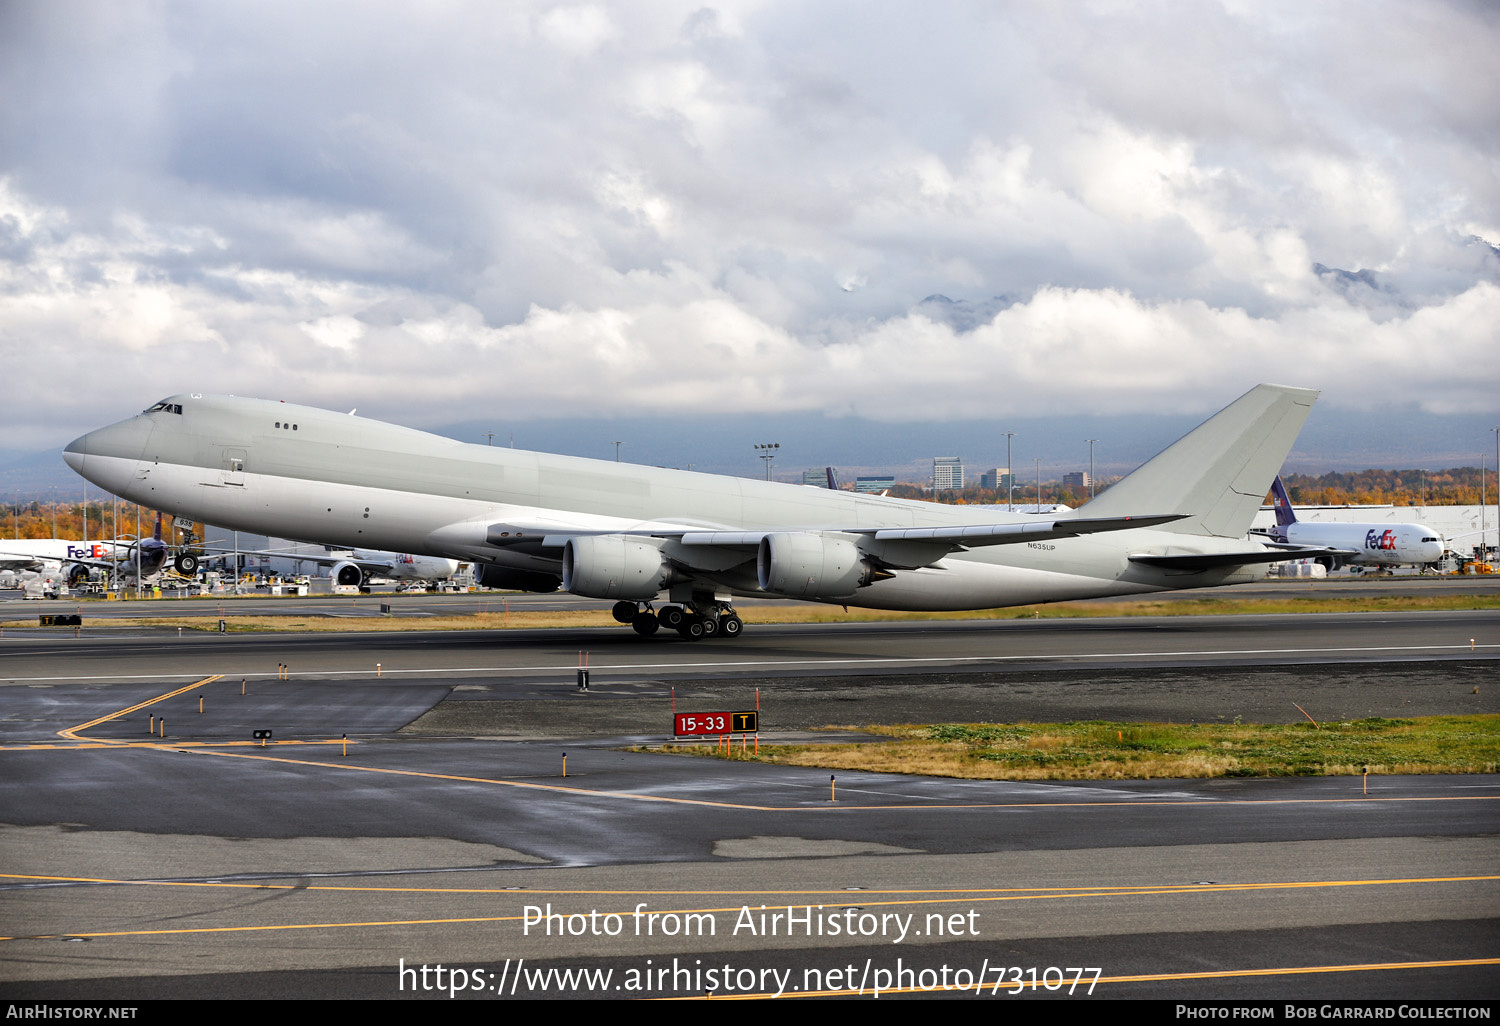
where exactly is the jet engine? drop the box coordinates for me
[757,532,871,599]
[561,535,672,600]
[332,561,365,587]
[474,564,561,592]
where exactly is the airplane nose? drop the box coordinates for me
[62,416,155,495]
[63,433,89,474]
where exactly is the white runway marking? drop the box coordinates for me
[2,641,1496,683]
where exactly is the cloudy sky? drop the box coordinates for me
[1,1,1497,476]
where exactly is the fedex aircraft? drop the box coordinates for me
[63,384,1336,639]
[0,539,122,573]
[1261,477,1445,570]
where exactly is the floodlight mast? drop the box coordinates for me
[755,442,780,481]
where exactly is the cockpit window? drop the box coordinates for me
[145,400,183,414]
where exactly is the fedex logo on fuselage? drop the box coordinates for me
[1365,529,1397,552]
[66,543,109,559]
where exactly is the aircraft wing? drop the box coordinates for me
[0,550,48,571]
[198,544,394,576]
[665,513,1185,548]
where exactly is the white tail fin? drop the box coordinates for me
[1077,384,1318,539]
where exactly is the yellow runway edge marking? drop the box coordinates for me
[5,872,1498,898]
[3,874,1495,941]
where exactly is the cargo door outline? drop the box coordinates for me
[221,447,247,487]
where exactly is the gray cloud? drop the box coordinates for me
[1,0,1496,452]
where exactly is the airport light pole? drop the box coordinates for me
[1492,427,1500,558]
[1491,426,1500,559]
[1034,458,1042,510]
[614,441,623,462]
[1004,432,1015,511]
[1085,438,1098,500]
[755,442,780,481]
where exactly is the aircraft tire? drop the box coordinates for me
[718,613,743,638]
[700,615,718,637]
[612,600,637,624]
[631,612,659,636]
[174,553,199,575]
[658,605,685,629]
[677,617,706,640]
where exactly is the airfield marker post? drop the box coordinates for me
[830,775,836,802]
[562,752,567,778]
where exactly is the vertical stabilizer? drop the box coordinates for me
[1270,476,1298,531]
[1076,384,1318,538]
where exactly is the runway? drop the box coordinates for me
[5,569,1499,620]
[0,610,1496,1000]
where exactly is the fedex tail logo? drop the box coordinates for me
[1365,529,1397,552]
[66,543,110,559]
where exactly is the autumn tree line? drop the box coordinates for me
[883,466,1492,509]
[1,500,194,542]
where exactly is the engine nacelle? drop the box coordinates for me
[562,535,672,601]
[757,532,871,599]
[332,560,365,587]
[474,564,561,592]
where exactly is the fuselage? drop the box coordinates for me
[1275,521,1444,567]
[0,540,121,572]
[64,394,1276,611]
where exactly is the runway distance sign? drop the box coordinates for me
[674,711,758,736]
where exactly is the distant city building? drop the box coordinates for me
[1063,471,1090,489]
[979,467,1009,490]
[855,476,895,494]
[933,457,964,491]
[802,468,827,487]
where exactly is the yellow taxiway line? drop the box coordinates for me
[3,873,1496,941]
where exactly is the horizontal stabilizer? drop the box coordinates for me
[1129,546,1344,571]
[866,513,1186,546]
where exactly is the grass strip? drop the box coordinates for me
[7,593,1498,632]
[637,715,1500,780]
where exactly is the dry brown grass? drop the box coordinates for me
[643,716,1500,780]
[7,590,1494,633]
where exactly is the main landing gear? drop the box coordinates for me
[611,600,744,640]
